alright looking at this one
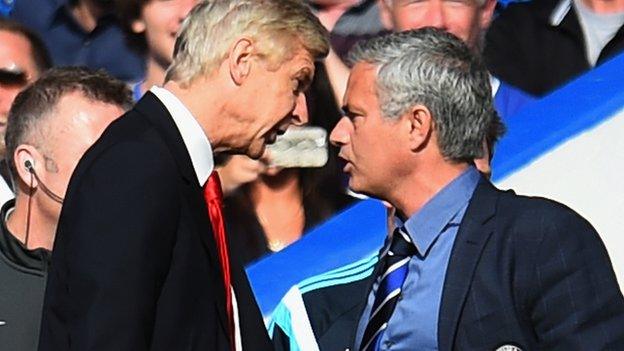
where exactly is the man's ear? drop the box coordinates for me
[479,0,497,30]
[228,37,254,85]
[406,104,433,152]
[14,145,41,189]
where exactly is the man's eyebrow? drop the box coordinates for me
[296,68,313,90]
[0,67,28,85]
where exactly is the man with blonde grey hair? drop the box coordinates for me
[39,1,329,351]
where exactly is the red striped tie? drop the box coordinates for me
[203,171,235,350]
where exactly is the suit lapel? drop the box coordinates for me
[133,92,230,334]
[438,179,499,351]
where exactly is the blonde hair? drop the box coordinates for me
[165,0,329,85]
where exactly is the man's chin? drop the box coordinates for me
[347,178,377,198]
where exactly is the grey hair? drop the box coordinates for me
[348,28,499,162]
[166,0,329,85]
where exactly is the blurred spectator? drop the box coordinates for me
[115,0,198,100]
[485,0,624,96]
[9,0,145,82]
[0,18,51,205]
[311,0,385,59]
[310,0,386,104]
[0,67,130,351]
[223,67,353,265]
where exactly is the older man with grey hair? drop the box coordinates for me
[39,1,329,351]
[269,28,624,351]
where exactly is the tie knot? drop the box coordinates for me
[204,171,224,202]
[388,227,417,258]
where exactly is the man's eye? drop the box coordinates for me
[346,113,362,122]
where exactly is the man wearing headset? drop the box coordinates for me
[0,67,131,351]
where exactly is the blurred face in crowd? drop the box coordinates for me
[330,63,408,198]
[0,30,40,156]
[381,0,496,49]
[22,92,123,220]
[132,0,199,67]
[238,49,314,159]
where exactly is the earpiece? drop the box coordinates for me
[21,158,64,204]
[24,160,34,172]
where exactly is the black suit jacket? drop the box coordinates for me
[39,93,272,351]
[273,179,624,350]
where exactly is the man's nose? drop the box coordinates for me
[292,93,309,126]
[329,116,351,146]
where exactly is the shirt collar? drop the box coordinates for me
[395,167,481,256]
[150,86,214,186]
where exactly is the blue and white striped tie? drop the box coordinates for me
[360,226,416,351]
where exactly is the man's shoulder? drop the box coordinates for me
[497,188,584,220]
[88,110,164,158]
[73,103,180,187]
[94,93,174,151]
[490,186,600,246]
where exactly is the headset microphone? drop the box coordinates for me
[23,159,64,203]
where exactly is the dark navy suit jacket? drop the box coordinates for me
[273,179,624,350]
